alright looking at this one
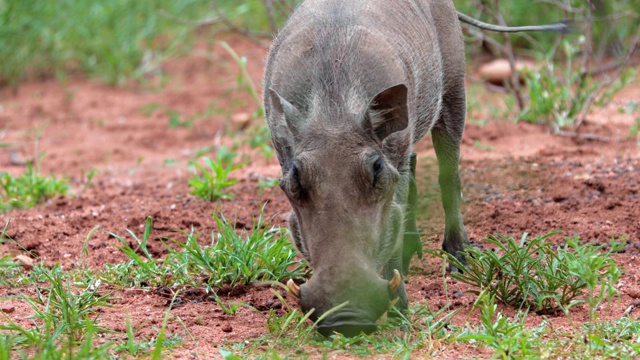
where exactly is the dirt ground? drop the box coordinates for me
[1,36,639,358]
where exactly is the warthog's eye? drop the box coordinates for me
[367,154,396,198]
[372,157,384,184]
[282,162,307,203]
[292,165,301,189]
[373,158,384,176]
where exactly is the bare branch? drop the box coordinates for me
[492,0,525,111]
[555,131,623,142]
[461,25,505,53]
[588,61,628,76]
[574,31,640,128]
[262,0,278,35]
[536,0,581,13]
[210,1,272,48]
[273,0,297,14]
[624,300,640,317]
[467,75,510,93]
[158,9,223,29]
[580,3,593,75]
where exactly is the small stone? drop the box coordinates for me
[221,324,233,333]
[9,150,30,165]
[21,239,41,251]
[231,112,252,129]
[13,255,34,270]
[1,306,15,314]
[477,59,536,85]
[232,112,251,123]
[181,219,201,227]
[89,241,106,249]
[626,289,640,299]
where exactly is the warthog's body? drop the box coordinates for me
[264,0,467,336]
[263,0,563,336]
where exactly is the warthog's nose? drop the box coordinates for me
[316,310,378,337]
[297,267,393,337]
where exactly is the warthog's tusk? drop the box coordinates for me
[389,269,401,292]
[287,279,300,298]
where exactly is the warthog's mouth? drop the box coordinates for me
[286,269,403,337]
[315,309,378,337]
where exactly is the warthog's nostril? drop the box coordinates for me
[287,279,301,298]
[389,269,401,292]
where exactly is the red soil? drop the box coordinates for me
[1,36,639,358]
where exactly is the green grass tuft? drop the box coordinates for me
[171,211,307,287]
[188,147,247,202]
[0,163,69,213]
[519,40,637,129]
[107,211,307,289]
[0,266,114,357]
[437,232,622,315]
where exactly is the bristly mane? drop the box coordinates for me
[305,2,371,125]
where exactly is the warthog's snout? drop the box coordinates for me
[315,309,378,337]
[289,269,402,337]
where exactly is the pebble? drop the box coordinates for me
[13,255,34,270]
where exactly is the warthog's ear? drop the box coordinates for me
[268,88,304,138]
[267,88,303,165]
[365,84,409,142]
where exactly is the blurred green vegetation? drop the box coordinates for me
[0,0,292,86]
[454,0,639,129]
[0,0,636,88]
[453,0,640,57]
[216,0,297,33]
[0,0,209,85]
[0,163,69,213]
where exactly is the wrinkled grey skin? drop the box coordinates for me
[263,0,468,337]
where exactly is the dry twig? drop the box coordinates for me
[623,300,640,317]
[554,130,628,142]
[263,0,278,35]
[574,31,640,128]
[492,0,525,111]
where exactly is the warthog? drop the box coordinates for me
[263,0,567,337]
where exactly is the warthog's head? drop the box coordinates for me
[267,84,409,337]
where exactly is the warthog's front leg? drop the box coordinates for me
[402,152,423,275]
[432,85,469,271]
